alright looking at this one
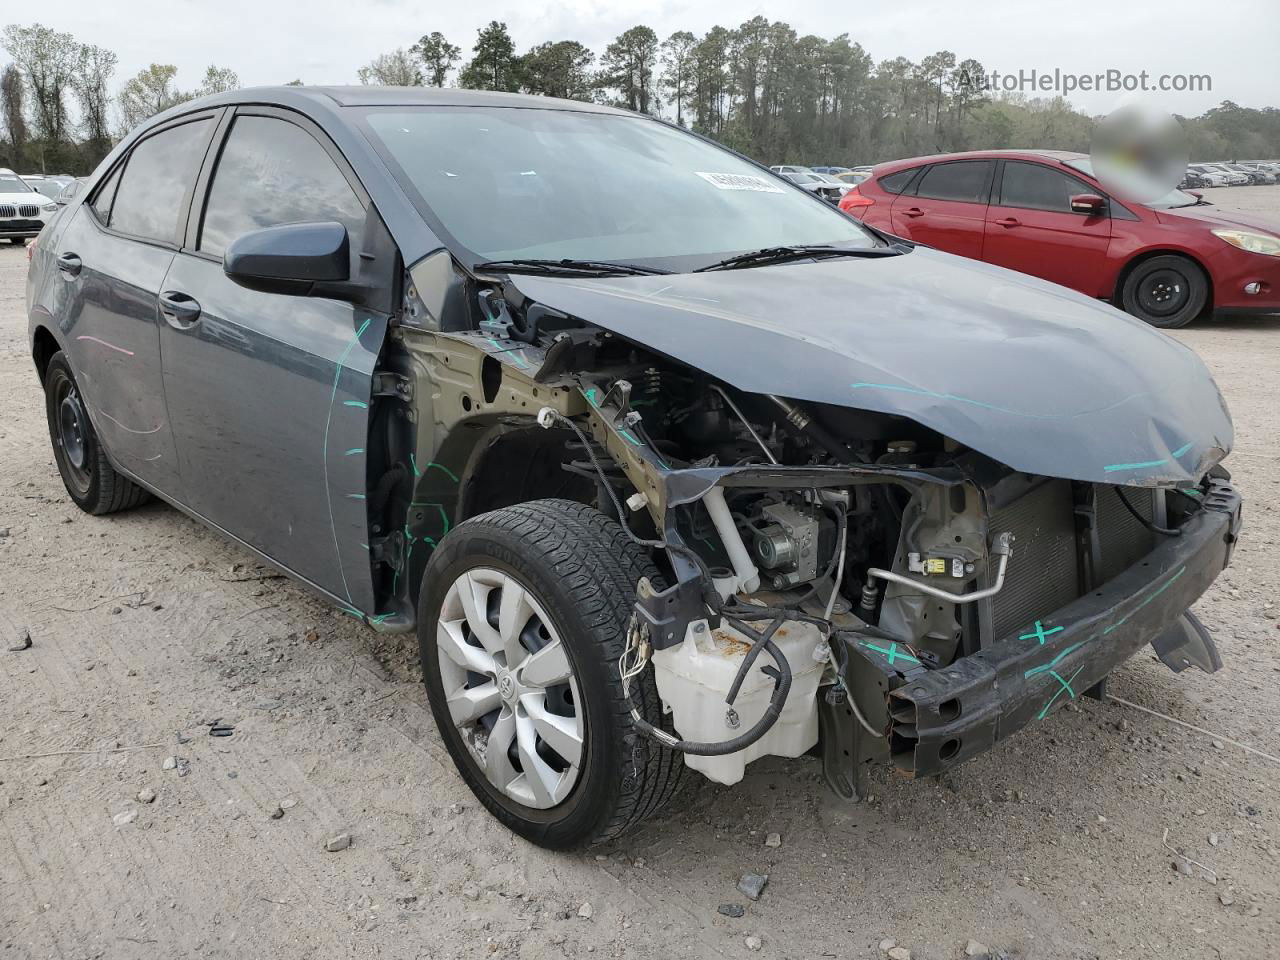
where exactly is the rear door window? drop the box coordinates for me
[198,115,365,257]
[878,167,920,194]
[998,161,1095,213]
[108,119,213,243]
[915,161,993,204]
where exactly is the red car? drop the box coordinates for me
[839,149,1280,328]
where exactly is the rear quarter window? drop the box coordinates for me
[877,167,920,194]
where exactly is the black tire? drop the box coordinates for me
[9,238,26,246]
[1120,255,1209,329]
[418,499,683,849]
[43,351,151,515]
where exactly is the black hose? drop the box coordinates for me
[625,631,794,757]
[724,615,784,705]
[1116,486,1181,537]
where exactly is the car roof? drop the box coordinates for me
[188,85,634,116]
[872,149,1088,173]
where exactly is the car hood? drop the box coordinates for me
[0,191,50,204]
[511,247,1232,486]
[1158,204,1280,234]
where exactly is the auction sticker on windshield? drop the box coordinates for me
[695,172,785,193]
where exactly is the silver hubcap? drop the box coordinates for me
[436,568,584,809]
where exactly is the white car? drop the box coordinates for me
[1188,165,1230,187]
[1198,163,1250,186]
[0,168,56,245]
[769,164,813,175]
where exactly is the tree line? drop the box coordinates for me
[3,18,1278,177]
[0,23,243,173]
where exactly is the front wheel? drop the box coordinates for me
[418,499,683,848]
[1120,255,1209,329]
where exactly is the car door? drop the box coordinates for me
[889,159,994,260]
[52,113,220,492]
[157,108,391,617]
[982,160,1113,296]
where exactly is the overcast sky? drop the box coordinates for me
[7,0,1277,116]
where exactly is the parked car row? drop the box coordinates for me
[1186,161,1280,187]
[839,149,1280,328]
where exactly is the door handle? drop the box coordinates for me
[56,252,82,276]
[159,290,202,328]
[994,217,1021,228]
[901,207,925,218]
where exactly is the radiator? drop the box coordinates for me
[988,479,1081,640]
[987,481,1157,640]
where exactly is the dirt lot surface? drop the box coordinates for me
[2,186,1279,960]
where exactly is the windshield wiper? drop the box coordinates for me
[694,244,903,272]
[473,258,671,277]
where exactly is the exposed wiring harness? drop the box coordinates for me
[827,633,889,738]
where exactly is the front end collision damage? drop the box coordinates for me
[375,249,1241,800]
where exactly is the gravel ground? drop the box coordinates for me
[2,186,1279,960]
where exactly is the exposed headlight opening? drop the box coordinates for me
[1212,228,1280,257]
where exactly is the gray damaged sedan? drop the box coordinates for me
[27,87,1241,848]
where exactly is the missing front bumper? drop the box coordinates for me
[826,478,1241,783]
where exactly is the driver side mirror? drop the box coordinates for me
[224,221,364,301]
[1069,193,1107,216]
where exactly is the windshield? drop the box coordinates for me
[1063,158,1201,209]
[0,174,32,194]
[361,106,875,267]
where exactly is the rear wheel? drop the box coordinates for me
[9,238,26,246]
[418,499,682,848]
[43,352,150,515]
[1120,255,1208,329]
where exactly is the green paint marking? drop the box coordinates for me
[1180,488,1202,497]
[1038,666,1086,720]
[344,448,364,456]
[339,605,392,626]
[1104,458,1169,473]
[410,453,423,478]
[861,640,920,667]
[346,493,366,500]
[1019,620,1063,646]
[322,317,374,605]
[360,543,369,551]
[1171,441,1194,458]
[1024,641,1088,679]
[1101,566,1187,636]
[424,462,459,483]
[343,400,368,409]
[484,336,530,369]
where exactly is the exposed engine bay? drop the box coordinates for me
[371,253,1243,799]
